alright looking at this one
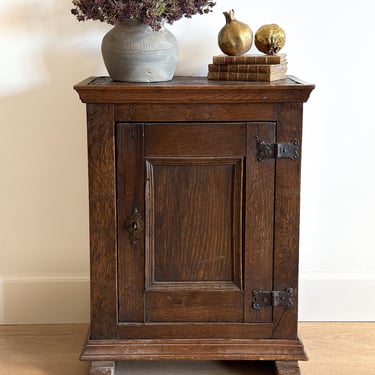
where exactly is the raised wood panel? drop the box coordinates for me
[146,158,243,286]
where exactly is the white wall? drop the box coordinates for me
[0,0,374,323]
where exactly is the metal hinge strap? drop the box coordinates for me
[256,139,299,162]
[252,288,294,310]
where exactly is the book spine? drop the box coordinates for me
[208,63,287,73]
[212,54,286,65]
[207,71,287,82]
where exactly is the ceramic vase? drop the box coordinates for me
[101,20,178,82]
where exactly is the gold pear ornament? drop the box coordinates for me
[255,24,286,55]
[218,9,253,56]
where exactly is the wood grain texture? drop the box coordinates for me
[86,104,117,339]
[299,322,375,375]
[145,123,246,157]
[2,323,373,374]
[80,337,306,361]
[115,103,277,122]
[142,124,246,326]
[275,361,301,375]
[149,159,241,283]
[116,323,272,340]
[74,76,314,104]
[272,103,304,340]
[145,290,244,322]
[245,122,275,324]
[116,124,145,323]
[73,77,315,365]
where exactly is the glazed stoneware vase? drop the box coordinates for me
[101,20,178,82]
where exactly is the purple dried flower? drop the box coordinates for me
[71,0,216,31]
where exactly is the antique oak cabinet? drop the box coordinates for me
[74,76,314,375]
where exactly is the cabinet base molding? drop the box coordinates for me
[81,336,307,362]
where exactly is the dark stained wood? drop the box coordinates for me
[86,104,117,340]
[74,76,314,104]
[147,158,242,284]
[74,76,314,369]
[272,103,303,340]
[114,103,277,122]
[275,361,301,375]
[116,124,145,322]
[145,290,244,322]
[143,125,245,327]
[80,337,307,361]
[144,123,246,157]
[116,323,272,340]
[245,123,275,324]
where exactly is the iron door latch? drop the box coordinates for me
[256,139,300,162]
[252,288,294,310]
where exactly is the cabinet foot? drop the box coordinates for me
[90,361,116,375]
[275,361,301,375]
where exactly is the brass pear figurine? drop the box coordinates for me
[218,9,253,56]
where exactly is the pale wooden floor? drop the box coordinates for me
[0,323,374,374]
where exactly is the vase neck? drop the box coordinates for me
[116,19,165,31]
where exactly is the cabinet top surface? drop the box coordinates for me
[74,76,315,104]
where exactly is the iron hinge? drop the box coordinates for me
[252,288,294,310]
[256,139,300,162]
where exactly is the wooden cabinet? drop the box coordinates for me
[74,76,314,375]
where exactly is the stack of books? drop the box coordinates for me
[207,54,287,82]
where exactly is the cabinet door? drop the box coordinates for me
[116,122,275,339]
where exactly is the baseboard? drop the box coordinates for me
[0,275,90,324]
[299,272,375,321]
[0,272,373,324]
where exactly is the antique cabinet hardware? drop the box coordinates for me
[252,288,294,310]
[125,209,144,243]
[256,139,299,161]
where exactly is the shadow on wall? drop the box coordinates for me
[0,1,108,96]
[0,1,103,324]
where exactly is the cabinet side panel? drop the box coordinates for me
[273,103,303,339]
[116,124,145,323]
[87,104,117,339]
[244,123,275,323]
